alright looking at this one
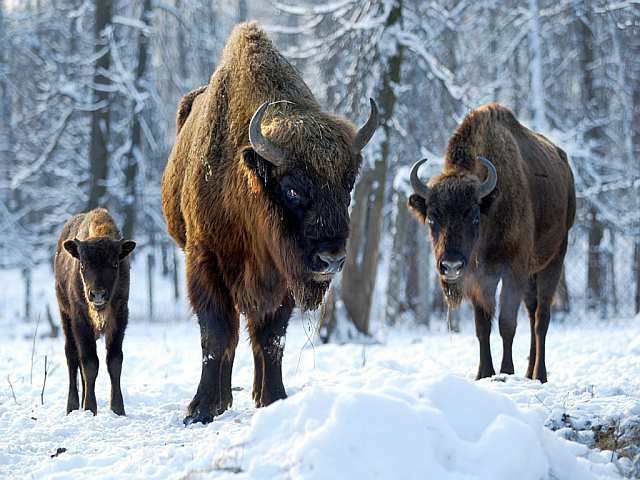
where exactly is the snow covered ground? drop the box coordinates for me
[1,309,639,479]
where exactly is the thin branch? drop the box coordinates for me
[40,355,48,406]
[7,375,18,405]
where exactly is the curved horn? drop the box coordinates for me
[477,156,498,199]
[249,101,286,167]
[351,98,379,154]
[410,158,430,198]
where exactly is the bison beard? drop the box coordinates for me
[161,22,378,424]
[441,278,464,310]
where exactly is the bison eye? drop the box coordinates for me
[113,261,119,269]
[285,187,304,205]
[427,216,435,225]
[473,214,480,225]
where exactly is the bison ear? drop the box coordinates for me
[119,240,136,259]
[479,188,498,215]
[242,147,272,185]
[408,194,427,222]
[63,239,80,259]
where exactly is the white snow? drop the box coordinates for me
[1,309,638,479]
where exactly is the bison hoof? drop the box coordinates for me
[184,396,230,425]
[110,405,126,416]
[256,390,287,408]
[183,410,214,426]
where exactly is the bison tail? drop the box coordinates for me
[176,86,207,135]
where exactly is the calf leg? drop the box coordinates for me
[74,320,99,415]
[532,240,567,383]
[184,248,239,425]
[106,318,126,416]
[524,276,538,379]
[248,294,294,407]
[61,312,80,413]
[498,274,524,375]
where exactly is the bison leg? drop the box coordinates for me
[472,275,499,380]
[220,333,238,413]
[248,294,294,408]
[106,320,126,416]
[62,312,80,414]
[532,240,567,383]
[184,249,239,425]
[498,274,524,375]
[251,345,264,406]
[75,320,99,415]
[524,276,538,379]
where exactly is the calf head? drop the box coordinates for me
[242,99,378,309]
[408,157,497,307]
[63,238,136,310]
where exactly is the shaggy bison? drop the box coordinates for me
[55,208,136,415]
[408,103,575,383]
[161,22,378,424]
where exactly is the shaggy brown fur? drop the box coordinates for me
[161,22,375,424]
[55,208,136,415]
[409,103,575,383]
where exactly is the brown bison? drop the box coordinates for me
[55,208,136,415]
[161,22,378,424]
[408,103,575,383]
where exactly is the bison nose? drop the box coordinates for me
[315,251,347,274]
[439,258,465,280]
[89,288,107,304]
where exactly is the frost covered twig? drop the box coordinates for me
[40,355,48,406]
[29,315,40,386]
[7,375,18,405]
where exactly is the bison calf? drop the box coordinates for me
[55,208,136,415]
[408,103,575,382]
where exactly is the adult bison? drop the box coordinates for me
[162,22,378,424]
[408,103,575,383]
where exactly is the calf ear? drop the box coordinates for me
[63,239,80,259]
[242,147,272,187]
[408,194,427,222]
[119,240,136,259]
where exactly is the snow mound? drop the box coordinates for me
[239,375,599,480]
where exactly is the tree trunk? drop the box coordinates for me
[237,0,247,22]
[87,0,113,210]
[579,9,607,315]
[528,0,546,130]
[172,246,180,302]
[414,225,431,327]
[587,207,604,312]
[22,267,31,322]
[635,241,640,315]
[147,252,154,320]
[122,0,152,240]
[339,2,403,335]
[0,0,12,163]
[174,0,188,85]
[385,189,410,326]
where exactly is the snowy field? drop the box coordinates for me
[1,308,639,479]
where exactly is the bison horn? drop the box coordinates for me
[477,156,497,199]
[351,98,380,154]
[410,158,430,198]
[249,101,286,167]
